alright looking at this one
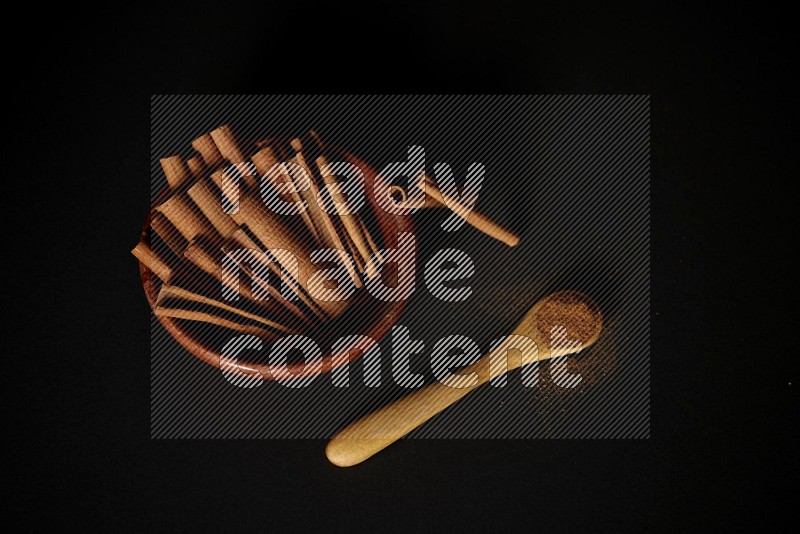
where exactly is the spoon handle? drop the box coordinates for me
[326,358,494,467]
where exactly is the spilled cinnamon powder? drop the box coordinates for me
[531,293,615,400]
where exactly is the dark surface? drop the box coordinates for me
[149,95,650,440]
[18,2,793,531]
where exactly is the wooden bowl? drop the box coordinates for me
[139,149,414,379]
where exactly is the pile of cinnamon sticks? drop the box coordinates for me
[133,125,384,340]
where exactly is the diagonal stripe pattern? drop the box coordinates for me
[150,95,649,439]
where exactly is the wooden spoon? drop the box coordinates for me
[325,291,603,467]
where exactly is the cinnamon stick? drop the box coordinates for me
[251,146,321,244]
[184,238,314,326]
[289,139,361,287]
[316,155,379,278]
[416,176,520,247]
[387,184,443,209]
[208,126,259,191]
[222,229,329,322]
[210,124,247,163]
[357,216,385,266]
[156,284,298,334]
[304,130,384,269]
[160,156,191,190]
[227,205,349,320]
[132,241,172,282]
[186,154,206,178]
[338,225,367,274]
[150,212,189,257]
[186,180,239,238]
[155,194,218,244]
[191,133,224,169]
[154,307,282,340]
[209,169,241,209]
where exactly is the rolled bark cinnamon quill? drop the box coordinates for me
[132,241,172,283]
[150,212,189,258]
[191,133,224,169]
[154,306,283,340]
[230,195,350,319]
[160,156,191,190]
[210,124,259,190]
[316,155,381,278]
[186,154,206,179]
[287,148,361,288]
[156,284,298,334]
[416,175,520,247]
[184,238,314,326]
[307,132,384,269]
[186,180,239,239]
[251,146,321,245]
[154,193,219,245]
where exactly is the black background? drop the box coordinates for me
[150,94,651,440]
[19,2,793,531]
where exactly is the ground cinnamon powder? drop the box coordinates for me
[535,292,603,348]
[530,293,617,401]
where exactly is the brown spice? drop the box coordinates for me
[529,294,613,402]
[532,317,619,399]
[535,292,602,347]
